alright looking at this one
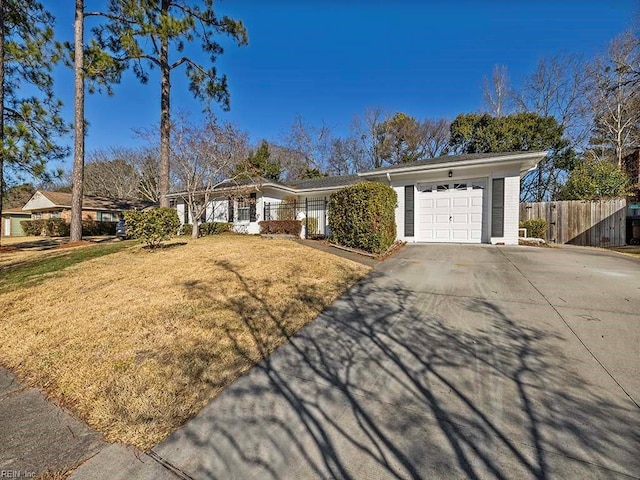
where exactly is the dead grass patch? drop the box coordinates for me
[0,236,369,450]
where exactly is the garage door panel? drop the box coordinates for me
[451,214,469,224]
[452,197,469,208]
[435,198,450,209]
[419,198,434,209]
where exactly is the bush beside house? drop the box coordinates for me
[124,208,180,248]
[519,218,548,239]
[329,182,397,254]
[181,222,231,236]
[258,220,302,236]
[20,218,116,237]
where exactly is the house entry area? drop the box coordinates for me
[415,181,486,243]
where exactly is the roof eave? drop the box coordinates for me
[357,151,549,177]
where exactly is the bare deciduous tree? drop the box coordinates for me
[586,31,640,167]
[84,147,160,202]
[170,116,249,238]
[422,118,451,158]
[515,54,591,151]
[482,64,513,117]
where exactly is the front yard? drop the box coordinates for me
[0,235,369,450]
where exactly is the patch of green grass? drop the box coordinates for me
[0,241,136,293]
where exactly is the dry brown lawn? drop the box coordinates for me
[0,235,370,450]
[607,245,640,259]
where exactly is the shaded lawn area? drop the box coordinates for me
[0,236,370,450]
[0,240,136,292]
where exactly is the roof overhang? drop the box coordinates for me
[357,151,548,178]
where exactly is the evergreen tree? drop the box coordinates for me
[1,0,68,245]
[94,0,248,207]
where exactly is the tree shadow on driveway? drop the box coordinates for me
[158,262,640,479]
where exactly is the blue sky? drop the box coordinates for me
[46,1,636,172]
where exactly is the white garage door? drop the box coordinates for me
[416,181,485,243]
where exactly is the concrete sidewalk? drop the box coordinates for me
[68,244,640,479]
[0,367,104,477]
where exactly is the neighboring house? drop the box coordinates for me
[168,151,546,245]
[21,190,156,223]
[1,208,31,237]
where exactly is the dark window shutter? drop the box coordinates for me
[228,197,234,222]
[404,185,414,237]
[491,178,505,237]
[249,193,257,222]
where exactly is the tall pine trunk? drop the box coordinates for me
[159,0,170,208]
[70,0,85,242]
[0,0,5,245]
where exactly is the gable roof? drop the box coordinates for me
[23,190,156,212]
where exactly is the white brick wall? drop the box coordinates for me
[503,175,520,245]
[394,185,407,241]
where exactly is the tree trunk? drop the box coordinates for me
[158,0,170,208]
[0,0,5,246]
[70,0,85,242]
[189,204,199,238]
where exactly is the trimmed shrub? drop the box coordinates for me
[124,208,180,248]
[45,218,71,237]
[520,218,547,239]
[82,220,117,236]
[200,222,232,236]
[275,196,299,221]
[329,182,397,254]
[180,223,193,236]
[259,220,302,236]
[20,219,44,236]
[302,216,319,236]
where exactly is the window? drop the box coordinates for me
[404,185,414,237]
[98,211,118,222]
[436,184,449,192]
[453,183,467,190]
[417,183,432,192]
[237,197,250,222]
[33,212,43,220]
[491,178,505,237]
[49,210,62,218]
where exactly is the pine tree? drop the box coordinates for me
[94,0,248,207]
[0,0,68,245]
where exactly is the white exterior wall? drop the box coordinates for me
[394,185,407,242]
[176,202,186,224]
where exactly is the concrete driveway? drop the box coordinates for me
[72,244,640,480]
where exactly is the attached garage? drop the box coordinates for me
[1,209,31,237]
[359,151,547,245]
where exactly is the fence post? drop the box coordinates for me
[304,197,309,240]
[324,197,327,237]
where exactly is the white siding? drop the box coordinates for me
[394,185,407,242]
[503,175,521,245]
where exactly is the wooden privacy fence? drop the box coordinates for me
[519,199,627,247]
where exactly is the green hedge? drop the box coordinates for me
[259,220,302,236]
[20,219,44,236]
[520,218,548,239]
[20,218,116,237]
[82,220,116,236]
[200,222,232,235]
[124,208,179,248]
[302,216,319,236]
[328,182,397,254]
[182,222,232,236]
